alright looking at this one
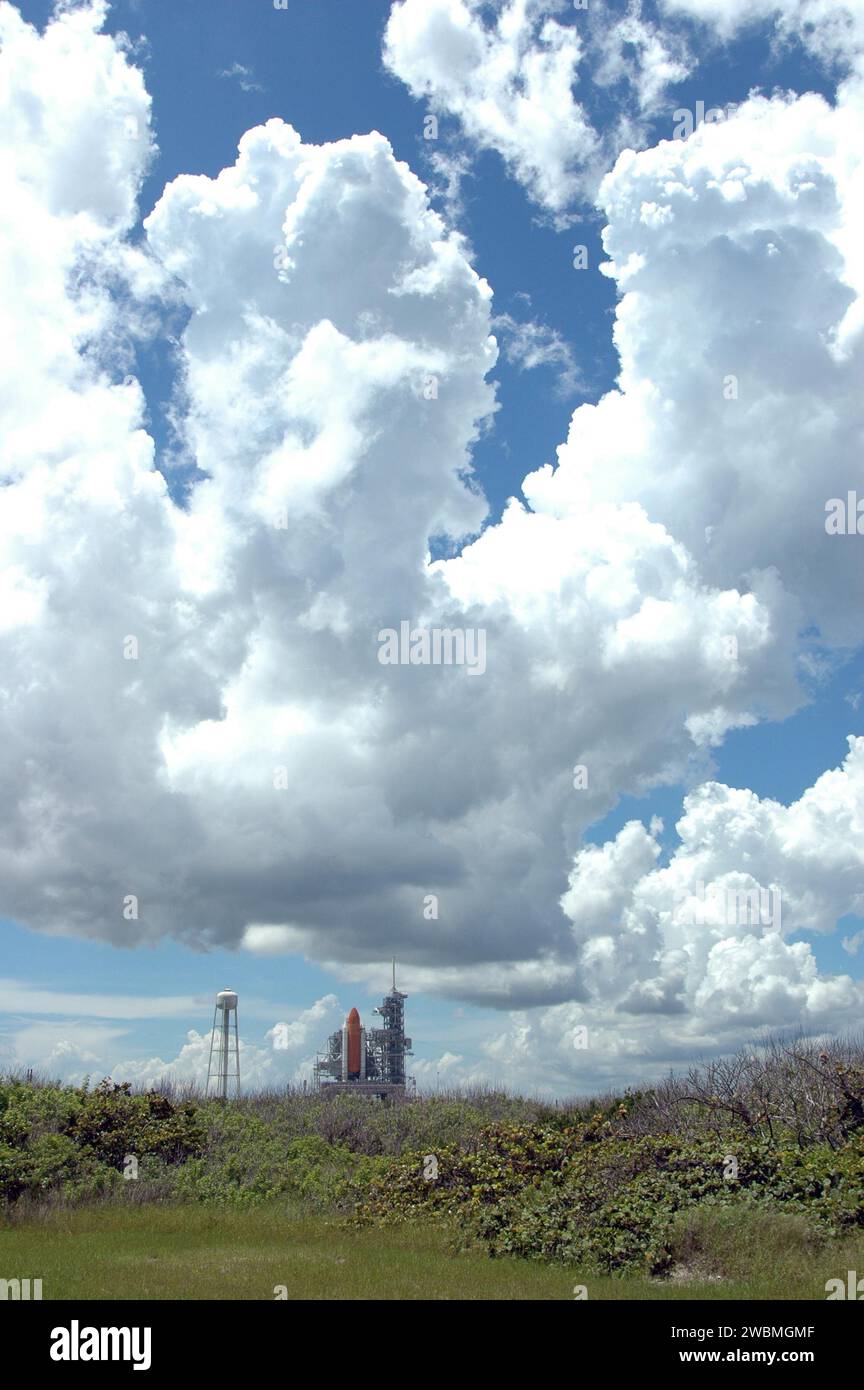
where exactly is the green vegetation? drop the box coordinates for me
[358,1127,864,1275]
[2,1038,864,1299]
[0,1204,575,1301]
[0,1078,202,1206]
[3,1203,863,1300]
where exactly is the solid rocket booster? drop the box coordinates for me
[346,1007,362,1078]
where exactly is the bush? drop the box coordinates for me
[356,1127,864,1274]
[0,1078,203,1207]
[65,1081,203,1167]
[0,1133,81,1204]
[169,1114,387,1208]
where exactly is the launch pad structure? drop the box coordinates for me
[315,963,413,1099]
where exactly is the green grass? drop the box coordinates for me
[3,1204,862,1300]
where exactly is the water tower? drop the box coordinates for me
[206,989,240,1100]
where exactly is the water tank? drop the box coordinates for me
[216,989,238,1010]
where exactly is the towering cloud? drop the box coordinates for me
[1,1,862,1087]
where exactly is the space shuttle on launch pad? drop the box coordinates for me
[315,962,413,1098]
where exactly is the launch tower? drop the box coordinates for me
[315,963,412,1098]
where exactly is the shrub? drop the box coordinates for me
[168,1112,387,1208]
[63,1081,203,1168]
[356,1127,864,1274]
[0,1078,203,1207]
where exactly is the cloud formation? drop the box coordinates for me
[1,1,862,1088]
[383,0,691,213]
[524,81,864,647]
[661,0,864,66]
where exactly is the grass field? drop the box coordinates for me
[3,1204,862,1300]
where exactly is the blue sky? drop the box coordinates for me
[2,0,864,1096]
[17,0,839,515]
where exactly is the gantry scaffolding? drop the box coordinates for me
[366,978,410,1086]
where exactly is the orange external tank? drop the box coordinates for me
[346,1007,362,1078]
